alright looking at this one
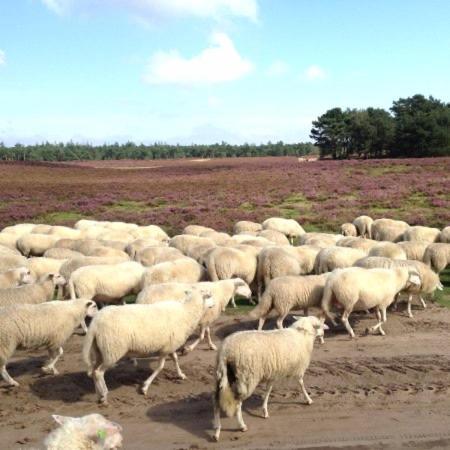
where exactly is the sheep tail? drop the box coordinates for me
[321,280,336,324]
[215,357,238,417]
[249,288,272,319]
[82,319,97,376]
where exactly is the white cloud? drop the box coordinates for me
[266,60,289,77]
[0,50,5,66]
[40,0,258,21]
[304,65,326,81]
[143,32,252,85]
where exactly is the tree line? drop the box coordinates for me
[310,94,450,159]
[0,141,317,161]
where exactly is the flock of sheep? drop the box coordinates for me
[0,215,449,447]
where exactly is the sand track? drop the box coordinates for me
[2,304,450,449]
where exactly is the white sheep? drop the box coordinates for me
[423,243,450,273]
[183,224,215,236]
[0,267,33,289]
[199,230,231,246]
[130,225,169,242]
[368,242,407,260]
[257,229,290,245]
[322,267,421,338]
[397,241,429,261]
[314,247,367,274]
[439,226,450,243]
[403,225,441,243]
[262,217,305,244]
[340,223,357,237]
[371,218,409,242]
[352,215,373,238]
[233,221,262,235]
[47,225,82,240]
[336,236,378,252]
[169,234,216,256]
[0,232,20,250]
[0,253,28,272]
[69,261,145,303]
[83,290,214,404]
[44,414,123,450]
[125,239,165,259]
[135,246,184,266]
[213,316,327,441]
[16,233,60,256]
[44,247,85,260]
[1,223,36,236]
[252,274,329,332]
[136,279,252,351]
[0,298,97,386]
[27,257,67,280]
[299,232,341,248]
[0,273,66,307]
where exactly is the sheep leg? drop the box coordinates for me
[257,317,266,331]
[171,352,187,380]
[341,310,355,339]
[213,395,221,441]
[231,295,237,308]
[185,327,206,353]
[42,347,63,375]
[369,308,385,336]
[299,376,313,405]
[236,401,247,432]
[205,327,217,351]
[1,363,19,387]
[80,319,88,334]
[407,294,414,318]
[419,296,427,309]
[141,356,166,396]
[93,365,109,404]
[276,316,286,329]
[262,383,273,418]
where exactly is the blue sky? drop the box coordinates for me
[0,0,449,145]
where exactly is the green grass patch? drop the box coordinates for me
[106,200,148,212]
[364,165,410,176]
[239,202,255,211]
[35,211,85,224]
[225,296,255,315]
[276,192,313,220]
[435,268,450,308]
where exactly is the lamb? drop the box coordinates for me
[213,316,327,441]
[0,267,33,289]
[69,261,146,303]
[336,236,378,252]
[314,247,367,274]
[135,246,184,267]
[140,257,206,287]
[44,414,123,450]
[397,241,429,261]
[262,217,305,244]
[368,242,407,260]
[183,224,215,236]
[257,229,290,246]
[16,233,60,256]
[256,246,320,301]
[371,218,409,242]
[0,273,66,307]
[136,279,252,351]
[233,221,262,235]
[403,225,441,243]
[83,290,215,404]
[251,274,329,332]
[0,298,97,386]
[354,257,443,317]
[321,267,421,338]
[340,223,357,237]
[0,254,28,272]
[439,226,450,243]
[423,243,450,273]
[352,215,373,239]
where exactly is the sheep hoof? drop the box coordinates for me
[213,430,220,442]
[141,387,148,397]
[209,344,218,351]
[240,425,248,433]
[307,399,313,405]
[8,380,19,387]
[178,373,187,380]
[263,411,269,419]
[42,366,58,375]
[183,346,193,354]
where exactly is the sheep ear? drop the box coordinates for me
[52,415,73,426]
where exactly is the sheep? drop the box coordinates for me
[368,242,407,260]
[135,246,184,267]
[0,244,23,257]
[183,224,215,236]
[140,257,206,287]
[169,235,215,255]
[228,235,272,248]
[0,253,28,272]
[321,267,421,338]
[439,226,450,243]
[74,219,101,230]
[84,246,129,259]
[204,246,258,302]
[137,279,252,351]
[0,273,66,307]
[256,246,320,301]
[16,233,60,256]
[403,226,441,243]
[44,247,85,260]
[352,215,373,238]
[130,225,169,242]
[340,223,357,237]
[371,218,409,242]
[69,261,145,303]
[262,217,305,244]
[125,239,165,259]
[47,225,82,240]
[397,241,429,261]
[27,257,67,280]
[1,223,36,236]
[314,247,367,274]
[354,257,443,317]
[251,274,329,332]
[423,243,450,273]
[336,236,378,252]
[31,224,54,234]
[0,298,97,386]
[212,316,327,441]
[299,233,341,248]
[233,221,262,235]
[44,413,123,450]
[0,232,20,250]
[0,267,33,289]
[257,229,290,246]
[199,230,231,245]
[83,290,215,404]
